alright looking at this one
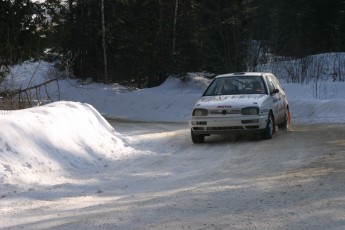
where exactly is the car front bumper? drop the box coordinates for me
[189,115,268,135]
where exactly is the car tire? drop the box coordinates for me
[261,113,273,140]
[278,110,289,131]
[191,129,205,144]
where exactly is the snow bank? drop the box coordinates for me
[0,101,132,187]
[3,57,345,124]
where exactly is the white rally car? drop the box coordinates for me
[189,72,290,143]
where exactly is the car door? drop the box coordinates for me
[265,75,284,122]
[270,74,288,123]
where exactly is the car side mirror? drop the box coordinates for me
[271,88,279,95]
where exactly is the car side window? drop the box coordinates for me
[270,75,283,91]
[265,76,275,94]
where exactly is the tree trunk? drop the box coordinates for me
[172,0,179,55]
[101,0,108,82]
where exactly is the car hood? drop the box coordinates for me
[194,94,269,109]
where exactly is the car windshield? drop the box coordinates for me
[203,76,267,96]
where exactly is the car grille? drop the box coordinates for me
[210,109,241,115]
[207,126,244,131]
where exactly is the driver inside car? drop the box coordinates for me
[252,81,264,93]
[222,80,237,94]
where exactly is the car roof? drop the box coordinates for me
[215,72,270,78]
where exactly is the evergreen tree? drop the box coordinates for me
[196,0,255,73]
[0,0,46,66]
[2,0,345,86]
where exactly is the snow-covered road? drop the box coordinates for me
[1,122,345,230]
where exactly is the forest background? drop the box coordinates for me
[1,0,345,88]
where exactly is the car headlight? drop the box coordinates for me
[241,107,259,115]
[193,109,208,116]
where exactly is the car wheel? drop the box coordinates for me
[261,113,273,140]
[191,129,205,144]
[278,110,289,131]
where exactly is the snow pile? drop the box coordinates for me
[282,81,345,124]
[0,101,133,188]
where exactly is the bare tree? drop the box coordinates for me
[246,40,270,71]
[0,62,62,110]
